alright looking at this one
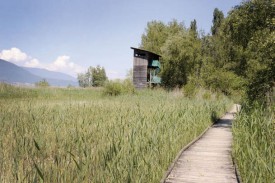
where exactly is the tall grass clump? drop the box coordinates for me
[182,82,198,98]
[0,86,232,182]
[0,83,38,99]
[35,79,50,87]
[233,104,275,183]
[103,79,135,96]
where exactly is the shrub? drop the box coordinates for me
[103,81,122,96]
[103,80,135,96]
[183,82,197,98]
[35,79,50,87]
[122,79,135,94]
[203,70,245,96]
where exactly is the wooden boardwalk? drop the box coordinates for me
[163,104,240,183]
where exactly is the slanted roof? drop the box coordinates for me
[131,47,161,58]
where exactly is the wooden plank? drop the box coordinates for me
[133,58,147,88]
[162,104,240,183]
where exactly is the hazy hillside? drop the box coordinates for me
[0,59,42,84]
[23,67,77,81]
[43,78,78,87]
[0,59,78,86]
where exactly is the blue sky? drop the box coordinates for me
[0,0,242,79]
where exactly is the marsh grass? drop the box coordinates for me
[233,105,275,183]
[0,83,232,182]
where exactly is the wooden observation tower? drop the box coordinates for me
[131,47,161,89]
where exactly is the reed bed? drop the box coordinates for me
[233,105,275,183]
[0,84,232,182]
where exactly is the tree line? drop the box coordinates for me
[77,65,107,87]
[140,0,274,105]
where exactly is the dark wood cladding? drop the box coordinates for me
[131,47,161,89]
[133,57,147,88]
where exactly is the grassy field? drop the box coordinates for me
[233,105,275,183]
[0,84,232,182]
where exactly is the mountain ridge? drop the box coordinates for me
[0,59,78,86]
[23,67,77,81]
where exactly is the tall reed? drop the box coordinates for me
[0,84,232,182]
[233,105,275,183]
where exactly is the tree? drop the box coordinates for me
[221,0,275,104]
[167,19,185,36]
[92,65,107,87]
[141,19,203,89]
[140,20,168,54]
[77,67,92,88]
[161,30,202,88]
[211,8,224,36]
[139,2,274,103]
[140,19,185,55]
[78,65,107,87]
[190,19,198,38]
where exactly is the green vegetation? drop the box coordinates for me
[0,1,273,182]
[35,79,50,87]
[0,84,232,182]
[233,105,275,182]
[78,65,107,87]
[182,82,198,98]
[0,83,38,99]
[103,79,135,96]
[140,1,274,181]
[141,0,274,105]
[211,8,224,36]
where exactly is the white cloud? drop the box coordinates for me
[0,47,28,62]
[47,55,85,76]
[24,58,40,67]
[53,55,70,68]
[0,47,85,77]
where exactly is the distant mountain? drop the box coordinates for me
[0,59,78,87]
[22,67,78,86]
[44,78,78,87]
[23,67,77,81]
[0,59,42,84]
